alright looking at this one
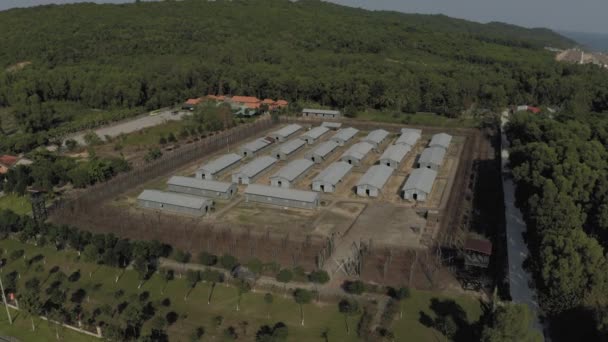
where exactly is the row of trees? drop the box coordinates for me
[1,0,608,155]
[507,111,608,340]
[0,151,130,193]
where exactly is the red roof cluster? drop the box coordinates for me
[185,98,203,105]
[0,155,18,167]
[204,94,289,111]
[527,106,541,114]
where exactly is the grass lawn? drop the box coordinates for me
[0,239,484,341]
[391,289,484,341]
[0,308,97,342]
[0,107,17,134]
[0,194,31,215]
[118,120,189,148]
[356,110,480,128]
[0,240,360,342]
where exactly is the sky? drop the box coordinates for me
[0,0,607,34]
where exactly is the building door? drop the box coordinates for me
[366,189,370,196]
[320,185,325,192]
[413,193,418,200]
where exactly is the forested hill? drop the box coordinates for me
[0,0,606,153]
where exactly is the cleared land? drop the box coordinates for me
[0,194,31,215]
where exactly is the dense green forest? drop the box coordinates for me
[507,112,608,341]
[1,0,607,153]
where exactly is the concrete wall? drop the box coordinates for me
[167,184,236,200]
[312,181,335,193]
[244,193,318,209]
[305,152,327,164]
[232,173,250,184]
[340,156,362,166]
[418,162,440,172]
[137,199,207,216]
[270,177,292,188]
[195,170,215,180]
[302,112,340,119]
[380,159,400,169]
[356,185,380,197]
[402,189,429,202]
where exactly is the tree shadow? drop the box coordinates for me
[418,298,481,342]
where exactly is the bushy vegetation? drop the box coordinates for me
[507,112,608,340]
[1,0,606,154]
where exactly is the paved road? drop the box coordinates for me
[501,110,544,338]
[68,108,190,145]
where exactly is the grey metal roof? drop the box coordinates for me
[380,144,411,163]
[396,129,422,147]
[270,159,314,182]
[302,108,341,115]
[313,161,353,185]
[198,153,242,174]
[332,127,359,142]
[272,124,302,138]
[311,140,339,157]
[362,129,389,145]
[356,164,394,189]
[300,126,330,140]
[245,184,320,203]
[401,128,422,135]
[322,122,342,129]
[242,137,273,152]
[234,156,277,177]
[275,138,306,155]
[138,189,210,209]
[167,176,233,193]
[419,146,446,166]
[403,168,437,194]
[341,142,374,160]
[430,133,452,149]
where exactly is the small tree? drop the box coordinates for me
[308,270,330,284]
[201,269,223,304]
[276,269,293,297]
[293,289,312,326]
[65,139,79,151]
[344,280,365,295]
[236,280,251,311]
[264,293,274,318]
[189,326,205,342]
[185,270,201,300]
[392,286,410,319]
[338,298,360,334]
[220,254,238,270]
[197,252,217,266]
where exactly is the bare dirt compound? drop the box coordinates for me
[50,116,483,288]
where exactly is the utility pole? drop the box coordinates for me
[0,276,12,325]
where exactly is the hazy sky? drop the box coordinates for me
[1,0,607,34]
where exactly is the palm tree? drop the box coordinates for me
[236,280,251,312]
[264,293,273,318]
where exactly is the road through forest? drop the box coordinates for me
[500,110,544,339]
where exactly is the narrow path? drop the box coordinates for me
[500,110,544,338]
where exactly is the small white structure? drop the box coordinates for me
[331,127,359,146]
[300,126,330,144]
[167,176,237,200]
[356,164,394,198]
[312,161,353,193]
[429,133,452,151]
[137,190,213,216]
[305,140,340,163]
[340,142,374,166]
[418,146,446,171]
[379,144,411,169]
[239,137,275,157]
[269,124,302,142]
[195,153,243,180]
[269,159,314,188]
[302,108,341,119]
[361,129,390,149]
[396,128,422,148]
[272,138,306,160]
[244,184,320,209]
[231,156,278,184]
[402,168,437,202]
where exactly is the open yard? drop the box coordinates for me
[355,110,480,128]
[0,193,31,215]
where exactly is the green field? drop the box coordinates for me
[356,110,480,128]
[118,120,189,148]
[0,308,97,342]
[0,194,31,215]
[0,239,483,341]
